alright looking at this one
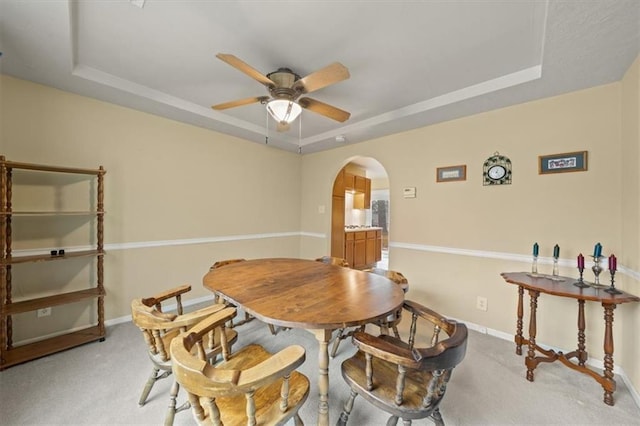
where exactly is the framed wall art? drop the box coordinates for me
[436,165,466,182]
[539,151,588,175]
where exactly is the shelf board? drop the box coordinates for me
[2,287,104,316]
[0,325,104,370]
[1,249,104,265]
[0,211,105,216]
[1,160,104,175]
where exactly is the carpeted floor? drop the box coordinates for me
[1,314,639,425]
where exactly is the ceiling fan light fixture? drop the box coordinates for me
[266,99,302,124]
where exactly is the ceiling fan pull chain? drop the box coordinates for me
[265,109,269,144]
[298,114,302,154]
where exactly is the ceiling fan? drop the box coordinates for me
[212,53,351,131]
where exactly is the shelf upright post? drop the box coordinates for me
[97,166,105,337]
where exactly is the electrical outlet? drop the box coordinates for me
[476,296,488,312]
[37,307,52,317]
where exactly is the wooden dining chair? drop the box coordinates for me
[330,268,409,357]
[315,255,350,267]
[337,300,468,426]
[170,306,311,426]
[131,284,238,426]
[209,258,280,335]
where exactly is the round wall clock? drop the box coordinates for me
[483,152,512,185]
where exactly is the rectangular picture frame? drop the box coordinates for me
[436,164,466,182]
[538,151,588,175]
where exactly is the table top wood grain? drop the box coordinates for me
[203,258,405,330]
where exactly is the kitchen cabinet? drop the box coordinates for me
[345,232,355,268]
[344,228,382,269]
[344,172,355,192]
[0,156,106,370]
[354,175,367,193]
[354,232,366,268]
[353,177,372,209]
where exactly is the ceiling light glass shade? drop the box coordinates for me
[266,99,302,124]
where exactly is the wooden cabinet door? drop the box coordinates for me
[375,230,382,262]
[353,231,366,268]
[345,234,355,268]
[364,178,371,208]
[365,237,376,265]
[354,175,366,193]
[344,173,355,192]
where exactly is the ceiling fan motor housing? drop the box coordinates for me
[267,68,302,100]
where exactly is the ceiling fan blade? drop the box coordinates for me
[299,97,351,122]
[216,53,275,87]
[292,62,350,94]
[211,96,268,110]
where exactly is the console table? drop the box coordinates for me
[501,272,640,406]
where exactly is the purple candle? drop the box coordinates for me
[609,254,617,272]
[577,253,584,270]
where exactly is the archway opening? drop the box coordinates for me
[330,157,390,269]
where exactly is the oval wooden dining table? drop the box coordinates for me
[203,257,405,426]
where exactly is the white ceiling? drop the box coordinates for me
[1,1,638,154]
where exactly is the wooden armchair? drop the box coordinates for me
[170,307,310,426]
[337,300,468,426]
[330,268,409,358]
[131,284,238,426]
[315,256,350,267]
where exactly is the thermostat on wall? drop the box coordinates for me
[403,187,416,198]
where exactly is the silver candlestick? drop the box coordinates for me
[591,255,603,286]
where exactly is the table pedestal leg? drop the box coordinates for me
[525,290,539,382]
[602,303,617,406]
[310,329,333,426]
[515,286,524,355]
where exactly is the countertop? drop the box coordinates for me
[344,226,382,233]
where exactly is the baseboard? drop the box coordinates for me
[458,318,640,409]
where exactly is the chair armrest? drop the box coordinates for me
[352,332,422,369]
[403,300,456,334]
[171,304,234,329]
[141,284,192,307]
[234,345,306,389]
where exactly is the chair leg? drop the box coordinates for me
[386,415,399,426]
[293,413,304,426]
[164,380,187,426]
[139,367,170,406]
[331,328,346,358]
[337,389,358,426]
[268,323,278,335]
[430,408,444,426]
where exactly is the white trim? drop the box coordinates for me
[302,65,542,146]
[390,241,640,281]
[12,231,325,256]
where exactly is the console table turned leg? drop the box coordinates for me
[515,286,524,355]
[525,290,540,382]
[602,303,617,406]
[577,299,587,366]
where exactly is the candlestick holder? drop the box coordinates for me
[573,266,589,288]
[529,255,538,277]
[604,270,622,295]
[552,258,559,277]
[591,255,604,287]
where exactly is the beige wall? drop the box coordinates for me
[301,73,640,394]
[620,55,640,391]
[1,75,303,340]
[2,59,640,397]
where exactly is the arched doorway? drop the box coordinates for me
[331,157,390,269]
